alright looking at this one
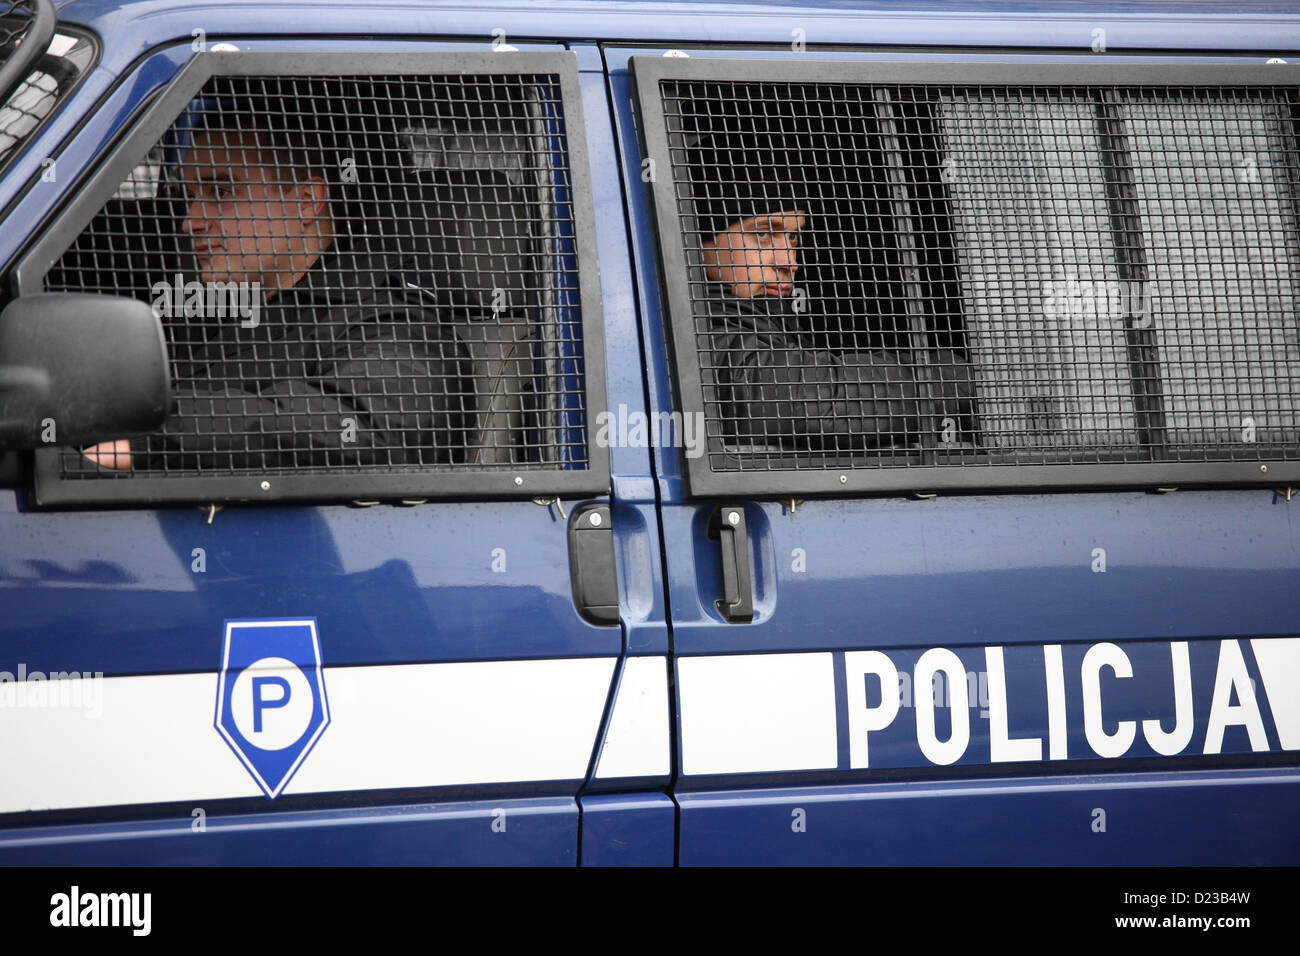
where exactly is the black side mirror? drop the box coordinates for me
[0,293,169,450]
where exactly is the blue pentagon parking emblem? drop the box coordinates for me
[215,619,330,799]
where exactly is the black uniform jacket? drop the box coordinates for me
[124,243,473,472]
[701,283,975,449]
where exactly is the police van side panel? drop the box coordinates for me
[0,11,674,865]
[610,16,1300,863]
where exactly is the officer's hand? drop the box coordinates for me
[81,439,133,471]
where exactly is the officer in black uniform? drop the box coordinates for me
[696,173,974,451]
[81,107,472,471]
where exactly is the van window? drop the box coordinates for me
[0,27,94,168]
[635,58,1300,494]
[21,53,607,504]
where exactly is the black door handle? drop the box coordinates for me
[708,505,753,623]
[568,504,619,626]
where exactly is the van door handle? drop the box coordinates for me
[708,505,754,623]
[569,503,619,626]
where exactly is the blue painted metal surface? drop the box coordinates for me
[661,492,1300,655]
[575,58,671,657]
[48,0,1300,70]
[0,497,622,674]
[677,768,1300,865]
[579,791,675,865]
[541,77,587,469]
[0,796,578,865]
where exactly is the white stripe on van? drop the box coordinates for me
[677,652,838,775]
[0,657,615,814]
[595,656,670,779]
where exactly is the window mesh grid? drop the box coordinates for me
[43,71,589,479]
[661,78,1300,475]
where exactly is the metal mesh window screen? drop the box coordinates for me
[672,81,939,465]
[940,93,1139,456]
[1123,92,1300,451]
[651,67,1300,489]
[40,69,590,485]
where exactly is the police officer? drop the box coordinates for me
[82,99,472,471]
[697,169,974,451]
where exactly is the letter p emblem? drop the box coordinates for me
[216,620,330,798]
[252,676,291,732]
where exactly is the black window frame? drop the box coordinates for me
[17,49,609,506]
[631,55,1300,498]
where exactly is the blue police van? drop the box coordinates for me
[0,0,1297,866]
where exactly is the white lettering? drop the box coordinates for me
[680,407,705,459]
[592,412,611,452]
[1204,639,1269,754]
[1082,643,1136,758]
[1142,641,1195,756]
[1043,644,1068,759]
[985,647,1042,762]
[625,411,648,449]
[49,892,69,927]
[844,651,900,769]
[914,648,970,765]
[150,280,170,316]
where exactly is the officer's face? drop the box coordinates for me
[701,211,806,300]
[179,131,329,293]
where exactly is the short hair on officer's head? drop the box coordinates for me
[186,79,416,241]
[191,107,332,189]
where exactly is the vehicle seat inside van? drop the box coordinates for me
[385,166,547,466]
